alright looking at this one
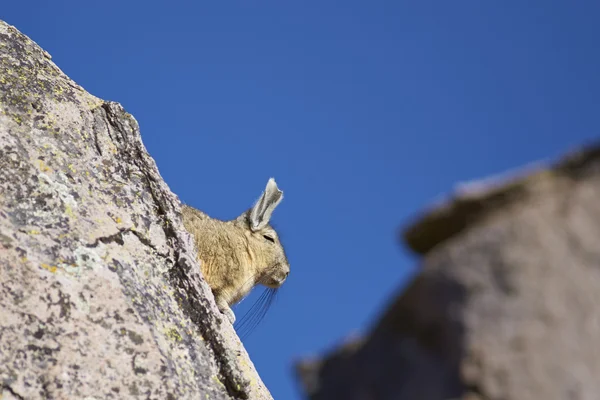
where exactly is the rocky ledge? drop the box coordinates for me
[0,20,272,400]
[296,143,600,400]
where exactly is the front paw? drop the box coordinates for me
[218,304,236,324]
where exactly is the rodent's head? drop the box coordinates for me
[235,178,289,289]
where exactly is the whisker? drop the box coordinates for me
[235,288,278,340]
[236,289,270,333]
[212,265,281,339]
[240,289,275,338]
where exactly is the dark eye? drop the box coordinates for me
[263,235,275,243]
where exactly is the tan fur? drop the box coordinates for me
[181,178,289,324]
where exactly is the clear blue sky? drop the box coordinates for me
[4,2,599,399]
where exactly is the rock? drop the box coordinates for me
[295,143,600,400]
[0,20,272,400]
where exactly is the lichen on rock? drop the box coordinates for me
[0,20,272,400]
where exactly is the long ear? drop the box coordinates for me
[248,178,283,231]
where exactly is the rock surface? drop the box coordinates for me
[296,143,600,400]
[0,20,272,400]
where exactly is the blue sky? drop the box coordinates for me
[4,1,599,399]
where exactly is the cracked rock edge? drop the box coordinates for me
[0,19,271,400]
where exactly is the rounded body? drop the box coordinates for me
[180,178,289,324]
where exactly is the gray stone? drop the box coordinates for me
[296,144,600,400]
[0,20,272,400]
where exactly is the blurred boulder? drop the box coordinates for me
[0,20,272,400]
[296,143,600,400]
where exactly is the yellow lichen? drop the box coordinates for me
[212,376,226,390]
[165,327,183,342]
[37,160,51,172]
[40,263,57,273]
[65,204,75,219]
